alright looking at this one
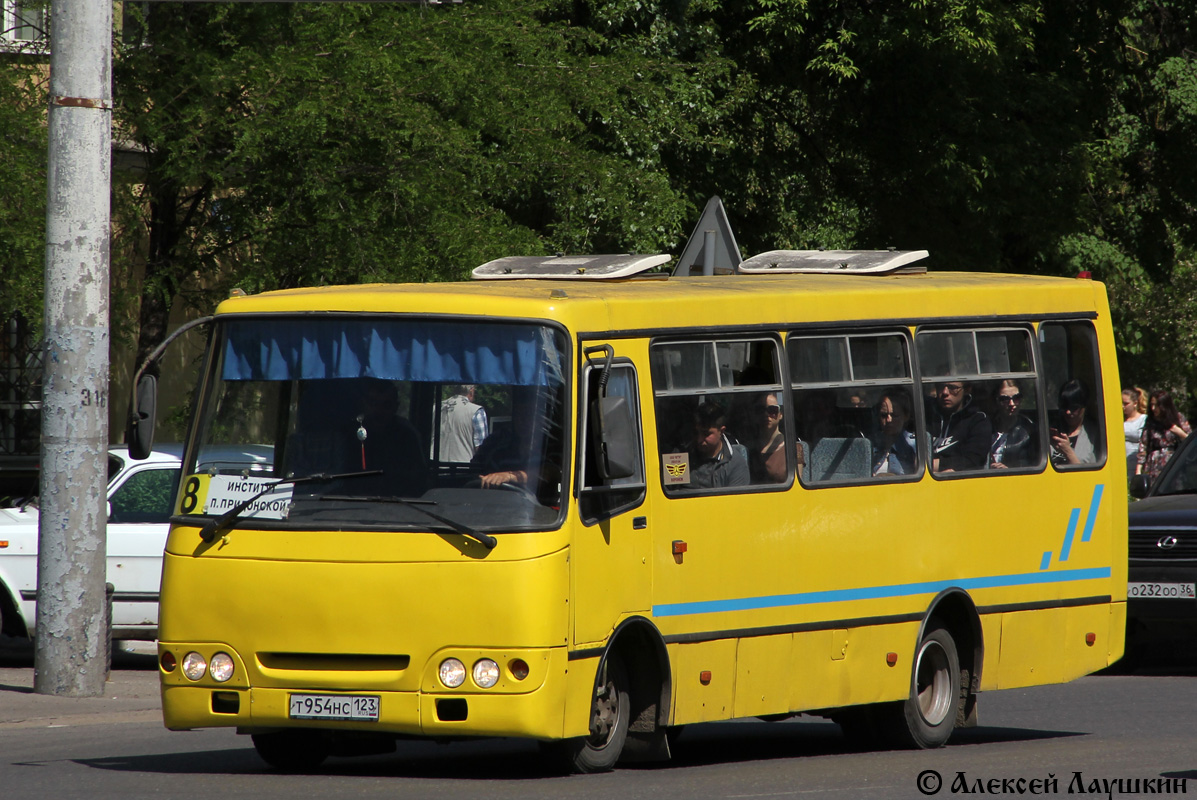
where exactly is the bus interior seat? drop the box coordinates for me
[810,437,871,481]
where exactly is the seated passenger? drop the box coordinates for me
[746,392,787,484]
[873,391,917,475]
[990,379,1036,468]
[685,401,749,490]
[1051,379,1099,465]
[930,380,990,472]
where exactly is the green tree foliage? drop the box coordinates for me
[1053,1,1197,400]
[0,61,47,328]
[0,0,1192,409]
[112,0,700,368]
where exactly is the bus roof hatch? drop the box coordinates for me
[472,253,672,280]
[738,249,929,275]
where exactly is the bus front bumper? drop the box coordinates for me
[163,682,574,740]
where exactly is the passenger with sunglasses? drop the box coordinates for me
[930,380,991,473]
[747,392,788,483]
[989,380,1037,469]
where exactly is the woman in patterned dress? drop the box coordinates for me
[1135,389,1191,485]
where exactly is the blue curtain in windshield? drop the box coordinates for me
[221,319,565,386]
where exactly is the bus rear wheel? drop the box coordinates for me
[560,653,630,773]
[886,625,962,749]
[251,730,330,772]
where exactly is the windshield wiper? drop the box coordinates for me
[319,494,498,550]
[198,470,382,543]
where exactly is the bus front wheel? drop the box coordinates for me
[560,653,630,773]
[889,625,962,749]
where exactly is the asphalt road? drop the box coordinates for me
[2,636,1195,800]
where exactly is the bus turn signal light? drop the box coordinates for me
[1085,632,1096,646]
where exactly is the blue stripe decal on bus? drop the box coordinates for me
[1042,483,1105,569]
[1081,484,1104,543]
[651,567,1112,618]
[1060,508,1082,562]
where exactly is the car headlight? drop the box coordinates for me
[209,652,235,682]
[182,651,208,681]
[439,658,466,688]
[473,659,500,689]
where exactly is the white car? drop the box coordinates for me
[0,444,272,641]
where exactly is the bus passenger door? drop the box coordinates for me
[572,348,652,648]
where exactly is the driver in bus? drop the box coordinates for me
[472,386,562,498]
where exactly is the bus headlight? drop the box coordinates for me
[473,659,500,688]
[209,652,235,682]
[439,658,466,688]
[182,651,208,681]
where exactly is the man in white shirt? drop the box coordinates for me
[439,384,488,463]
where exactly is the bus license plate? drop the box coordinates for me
[1127,582,1196,599]
[289,694,380,721]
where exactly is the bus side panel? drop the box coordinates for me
[563,654,600,738]
[994,603,1115,690]
[670,640,736,725]
[831,623,919,706]
[978,614,1004,691]
[733,634,794,718]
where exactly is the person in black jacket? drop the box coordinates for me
[930,381,991,472]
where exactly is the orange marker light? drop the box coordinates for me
[1085,632,1096,646]
[699,671,712,685]
[886,652,898,666]
[672,540,688,556]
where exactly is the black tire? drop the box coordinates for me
[559,653,631,773]
[251,730,330,772]
[886,625,962,749]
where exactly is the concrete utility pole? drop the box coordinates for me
[35,0,113,697]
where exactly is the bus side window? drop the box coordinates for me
[579,362,646,524]
[917,327,1043,476]
[789,331,919,484]
[651,338,789,494]
[1039,321,1106,470]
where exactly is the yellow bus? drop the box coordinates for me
[147,251,1125,772]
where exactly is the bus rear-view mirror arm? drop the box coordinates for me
[126,316,213,460]
[584,344,638,481]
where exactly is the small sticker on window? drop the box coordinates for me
[662,453,690,485]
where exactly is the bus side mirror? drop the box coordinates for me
[591,394,637,480]
[1129,474,1150,499]
[126,374,158,460]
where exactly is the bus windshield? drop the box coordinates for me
[187,317,569,531]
